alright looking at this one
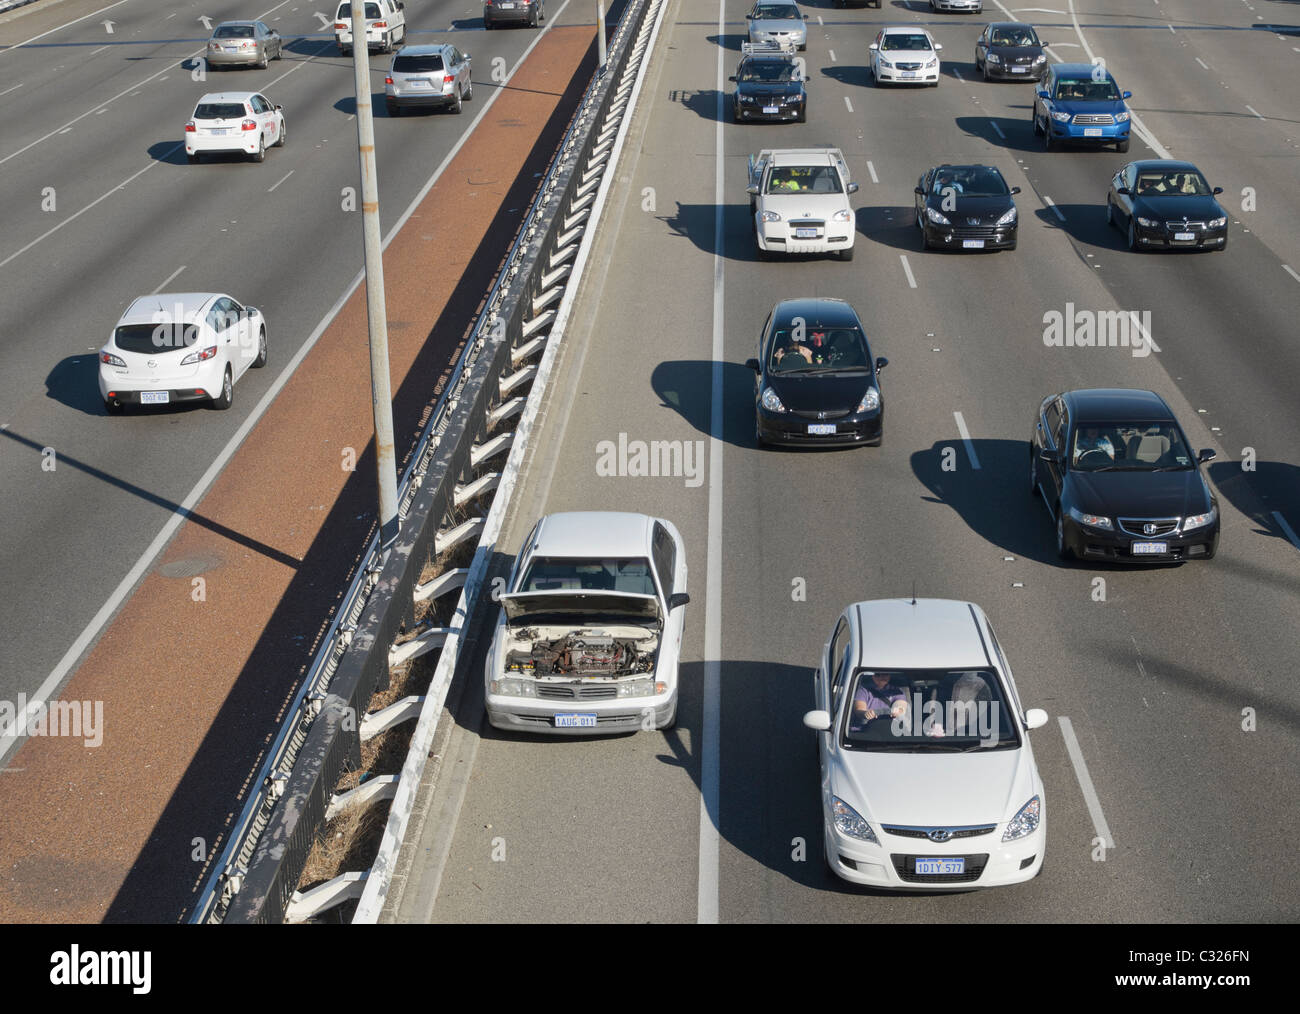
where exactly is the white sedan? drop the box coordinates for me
[99,292,266,413]
[869,26,943,86]
[185,91,285,163]
[485,511,689,734]
[804,598,1048,889]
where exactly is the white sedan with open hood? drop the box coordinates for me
[485,512,689,734]
[804,598,1048,889]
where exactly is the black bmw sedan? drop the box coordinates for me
[915,164,1020,251]
[746,298,887,448]
[1029,389,1219,562]
[1106,160,1228,252]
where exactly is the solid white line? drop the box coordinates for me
[1,0,131,52]
[899,254,916,288]
[953,411,981,470]
[698,0,725,927]
[1043,195,1066,222]
[0,83,23,98]
[0,0,574,765]
[1058,716,1115,850]
[151,265,186,293]
[1194,57,1208,69]
[267,169,295,192]
[89,45,110,56]
[1283,264,1300,284]
[866,160,878,183]
[829,49,836,62]
[990,120,1005,139]
[1273,512,1300,552]
[843,95,853,113]
[1245,105,1263,119]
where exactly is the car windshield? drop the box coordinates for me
[991,27,1037,46]
[767,327,870,373]
[519,557,658,596]
[1134,171,1212,197]
[931,167,1008,197]
[1055,78,1121,101]
[394,54,444,72]
[738,60,798,82]
[338,3,381,19]
[842,669,1019,751]
[214,25,255,38]
[765,165,841,194]
[754,3,799,18]
[882,34,931,52]
[114,323,200,354]
[1070,421,1194,471]
[194,102,248,119]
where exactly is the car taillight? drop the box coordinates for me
[100,352,126,367]
[241,119,257,131]
[443,74,454,84]
[208,42,218,49]
[185,121,196,132]
[241,41,251,48]
[374,20,387,27]
[385,76,393,84]
[180,346,218,365]
[335,22,346,29]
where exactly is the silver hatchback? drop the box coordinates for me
[384,44,472,115]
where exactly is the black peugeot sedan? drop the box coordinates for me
[1106,160,1229,252]
[730,42,807,123]
[1029,389,1219,562]
[915,164,1020,251]
[746,298,887,448]
[974,21,1048,81]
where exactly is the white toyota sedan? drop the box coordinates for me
[98,293,266,413]
[804,598,1048,889]
[185,91,285,163]
[869,26,943,86]
[485,512,689,734]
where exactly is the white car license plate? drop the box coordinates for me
[409,79,430,88]
[762,105,779,114]
[794,227,818,238]
[555,713,596,728]
[962,239,985,249]
[1011,66,1027,73]
[210,128,228,135]
[140,391,170,405]
[915,858,965,875]
[1083,127,1103,137]
[1132,541,1168,555]
[807,423,836,436]
[901,73,919,80]
[499,1,514,6]
[1174,232,1196,241]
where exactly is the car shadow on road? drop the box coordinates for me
[819,65,870,89]
[1031,203,1122,252]
[954,113,1037,153]
[147,140,191,165]
[1209,459,1300,562]
[658,201,771,262]
[857,204,923,251]
[650,359,758,449]
[674,88,728,123]
[706,34,743,52]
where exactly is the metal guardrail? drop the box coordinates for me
[192,0,662,924]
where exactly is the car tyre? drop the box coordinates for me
[530,6,539,26]
[1042,125,1055,151]
[1116,137,1129,153]
[253,328,267,368]
[464,78,473,100]
[257,48,268,69]
[252,135,265,163]
[274,41,283,60]
[212,367,234,410]
[187,152,199,164]
[1127,217,1139,252]
[1106,198,1116,229]
[1031,109,1041,136]
[450,87,462,114]
[275,118,286,146]
[839,245,853,261]
[1028,451,1038,497]
[1055,509,1072,560]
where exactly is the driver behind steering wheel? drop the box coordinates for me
[1074,427,1115,467]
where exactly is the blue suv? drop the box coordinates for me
[1032,63,1131,152]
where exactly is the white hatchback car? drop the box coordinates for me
[485,512,689,734]
[804,598,1048,889]
[98,293,266,413]
[185,91,285,163]
[869,26,943,86]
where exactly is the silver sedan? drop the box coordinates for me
[206,21,283,70]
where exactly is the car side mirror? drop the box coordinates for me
[1212,186,1223,195]
[1198,448,1217,463]
[914,185,925,196]
[1036,89,1049,99]
[1117,186,1130,196]
[934,43,943,51]
[1011,186,1021,195]
[1024,708,1048,731]
[1040,448,1060,465]
[869,42,879,51]
[1039,41,1050,47]
[728,75,737,82]
[1122,90,1132,99]
[875,357,888,372]
[463,52,471,61]
[803,710,832,731]
[745,358,761,372]
[247,307,260,316]
[669,592,690,610]
[745,13,753,18]
[746,184,759,195]
[847,181,859,194]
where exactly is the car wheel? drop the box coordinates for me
[1215,234,1228,252]
[1116,138,1130,153]
[187,152,199,164]
[1031,109,1041,136]
[796,104,806,123]
[275,117,286,146]
[983,62,990,82]
[733,103,742,124]
[1127,217,1139,252]
[274,41,283,60]
[105,398,124,415]
[450,87,462,114]
[529,6,538,26]
[839,245,853,261]
[483,17,493,29]
[212,367,234,410]
[1028,451,1038,497]
[252,135,265,163]
[1042,125,1054,151]
[1055,510,1072,559]
[539,2,546,21]
[464,77,473,100]
[257,47,268,69]
[253,328,267,368]
[1106,198,1116,229]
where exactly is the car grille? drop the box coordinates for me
[947,226,1002,238]
[1160,221,1208,236]
[792,408,851,420]
[1072,113,1115,125]
[1117,517,1180,537]
[1010,56,1036,65]
[895,62,923,71]
[891,854,989,883]
[882,824,996,840]
[535,684,618,700]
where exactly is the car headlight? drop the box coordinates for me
[1135,216,1158,228]
[996,207,1017,227]
[100,351,126,367]
[831,796,879,844]
[760,386,786,413]
[926,206,950,226]
[180,345,219,365]
[1114,111,1130,123]
[739,93,756,103]
[1050,110,1071,122]
[855,387,880,413]
[1182,507,1217,532]
[616,678,656,698]
[1033,54,1046,63]
[759,210,781,223]
[832,209,853,222]
[1002,795,1041,842]
[1208,216,1227,229]
[987,53,1001,64]
[489,677,537,698]
[924,58,938,69]
[1067,506,1113,530]
[877,59,893,70]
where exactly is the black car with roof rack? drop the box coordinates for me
[730,40,807,123]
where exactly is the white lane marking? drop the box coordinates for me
[1058,716,1115,850]
[843,95,853,113]
[1245,105,1263,119]
[990,119,1005,139]
[89,45,111,56]
[0,3,572,766]
[1043,195,1066,222]
[698,0,725,928]
[866,160,878,183]
[152,265,186,293]
[899,254,917,289]
[828,49,836,62]
[1195,57,1208,69]
[952,66,963,81]
[1283,264,1300,284]
[0,83,24,98]
[2,0,131,52]
[816,15,823,25]
[267,169,295,192]
[1273,512,1300,552]
[953,411,981,470]
[1169,24,1175,33]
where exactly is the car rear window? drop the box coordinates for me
[214,25,255,38]
[194,102,248,120]
[114,323,200,354]
[338,2,382,19]
[393,54,444,73]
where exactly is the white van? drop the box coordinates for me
[334,0,406,55]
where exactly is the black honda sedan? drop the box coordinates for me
[1029,389,1219,562]
[747,298,887,448]
[915,164,1020,251]
[1106,160,1228,252]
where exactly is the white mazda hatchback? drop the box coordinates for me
[804,598,1048,889]
[98,292,266,413]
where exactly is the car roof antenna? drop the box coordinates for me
[911,581,917,606]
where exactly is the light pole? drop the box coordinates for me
[597,1,606,72]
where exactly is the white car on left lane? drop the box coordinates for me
[98,293,267,413]
[185,91,286,163]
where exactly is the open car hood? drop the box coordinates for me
[501,591,662,627]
